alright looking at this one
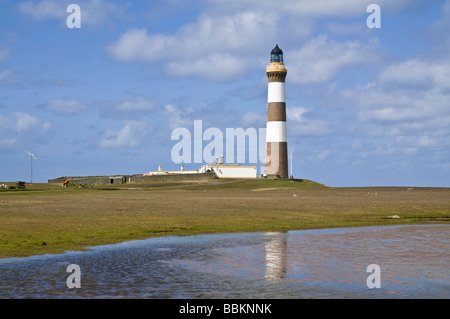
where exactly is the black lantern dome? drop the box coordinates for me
[270,44,283,63]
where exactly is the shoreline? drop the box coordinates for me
[1,223,449,262]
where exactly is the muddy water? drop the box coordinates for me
[0,224,448,298]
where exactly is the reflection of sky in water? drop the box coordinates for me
[0,225,449,298]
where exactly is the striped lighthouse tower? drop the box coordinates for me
[265,44,288,178]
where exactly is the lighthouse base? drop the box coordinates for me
[265,142,288,179]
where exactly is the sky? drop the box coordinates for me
[1,0,449,187]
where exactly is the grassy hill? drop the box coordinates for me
[0,178,448,258]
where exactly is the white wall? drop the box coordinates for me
[212,166,257,178]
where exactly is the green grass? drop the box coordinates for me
[0,179,449,258]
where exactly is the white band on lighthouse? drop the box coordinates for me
[267,82,285,103]
[266,121,287,142]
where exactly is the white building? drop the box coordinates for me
[143,164,198,176]
[198,164,257,178]
[144,160,257,179]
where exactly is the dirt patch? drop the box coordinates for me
[251,187,285,192]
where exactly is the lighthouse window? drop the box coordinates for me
[271,54,283,63]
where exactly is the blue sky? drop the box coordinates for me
[1,0,449,187]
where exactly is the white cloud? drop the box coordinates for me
[108,11,278,80]
[395,135,450,148]
[288,35,379,84]
[379,59,450,90]
[79,0,129,26]
[98,120,146,149]
[288,106,308,122]
[18,0,64,20]
[278,0,369,16]
[42,99,87,116]
[327,22,370,36]
[287,106,330,136]
[338,56,450,153]
[348,82,450,124]
[167,53,248,81]
[116,97,155,112]
[109,25,377,83]
[207,0,412,17]
[163,104,197,129]
[107,28,170,62]
[96,97,156,120]
[14,112,50,132]
[108,10,275,62]
[107,1,410,82]
[0,112,51,149]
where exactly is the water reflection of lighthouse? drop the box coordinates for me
[265,232,288,280]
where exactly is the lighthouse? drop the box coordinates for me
[265,45,288,178]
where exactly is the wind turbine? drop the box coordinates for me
[26,151,37,183]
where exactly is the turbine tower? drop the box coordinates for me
[26,151,36,183]
[265,44,288,178]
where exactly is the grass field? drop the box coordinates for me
[1,179,449,258]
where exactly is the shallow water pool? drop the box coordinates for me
[0,224,448,298]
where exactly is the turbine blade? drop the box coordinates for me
[26,151,36,159]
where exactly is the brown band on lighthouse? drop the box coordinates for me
[267,71,287,83]
[267,102,286,121]
[265,142,288,178]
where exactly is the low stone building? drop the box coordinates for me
[48,172,217,185]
